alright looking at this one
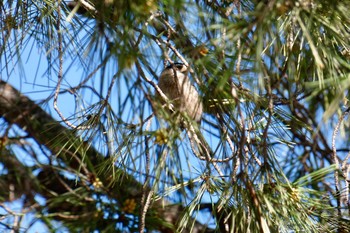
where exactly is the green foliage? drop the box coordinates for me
[1,0,350,232]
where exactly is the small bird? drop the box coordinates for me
[156,63,203,125]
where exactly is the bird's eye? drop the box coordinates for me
[174,63,184,70]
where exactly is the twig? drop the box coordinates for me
[215,113,238,163]
[135,61,175,113]
[187,123,236,163]
[139,135,152,232]
[0,202,40,232]
[136,11,162,47]
[187,124,225,178]
[341,123,350,216]
[70,62,105,93]
[341,151,350,172]
[159,38,189,67]
[235,0,242,87]
[332,107,350,217]
[140,190,154,232]
[54,1,88,129]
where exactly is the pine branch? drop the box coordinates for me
[0,80,213,232]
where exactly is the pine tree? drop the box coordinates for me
[1,0,350,232]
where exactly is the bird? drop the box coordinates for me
[156,63,203,125]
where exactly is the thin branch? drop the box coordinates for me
[235,1,242,86]
[135,60,175,113]
[70,62,105,93]
[332,107,350,218]
[340,125,350,216]
[187,124,225,178]
[54,1,84,129]
[139,135,151,233]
